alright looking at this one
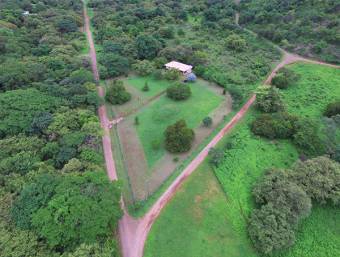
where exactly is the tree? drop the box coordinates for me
[163,69,181,81]
[132,60,154,76]
[31,172,122,249]
[255,86,284,113]
[290,156,340,205]
[324,101,340,117]
[166,82,191,100]
[202,117,213,127]
[135,34,162,60]
[11,174,60,230]
[142,82,149,92]
[248,203,295,255]
[105,80,131,105]
[29,112,53,135]
[56,18,78,33]
[293,118,324,156]
[225,34,247,51]
[251,112,298,139]
[252,169,311,224]
[272,68,300,89]
[99,54,130,78]
[165,120,194,153]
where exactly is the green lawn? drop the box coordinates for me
[125,76,170,97]
[135,80,224,167]
[144,162,257,257]
[144,63,340,257]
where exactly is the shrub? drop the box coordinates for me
[293,118,324,156]
[225,34,247,51]
[272,68,300,89]
[248,203,295,255]
[324,101,340,117]
[163,69,181,80]
[166,82,191,100]
[208,148,224,167]
[202,117,213,127]
[142,82,149,92]
[165,120,194,153]
[132,60,154,76]
[105,80,131,105]
[255,86,284,113]
[251,112,298,139]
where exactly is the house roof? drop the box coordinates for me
[165,61,192,72]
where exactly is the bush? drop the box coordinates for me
[324,101,340,117]
[163,69,181,80]
[132,60,154,76]
[105,80,131,105]
[225,34,247,51]
[202,117,213,127]
[166,82,191,100]
[248,203,296,255]
[251,112,298,139]
[272,68,300,89]
[293,118,324,156]
[142,82,149,92]
[255,86,284,113]
[165,120,194,153]
[208,148,224,167]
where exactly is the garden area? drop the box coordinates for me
[104,73,230,201]
[144,62,340,257]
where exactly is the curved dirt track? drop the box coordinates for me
[83,2,339,257]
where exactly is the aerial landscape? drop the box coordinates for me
[0,0,339,257]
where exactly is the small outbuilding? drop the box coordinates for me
[165,61,193,75]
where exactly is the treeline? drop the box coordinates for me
[88,0,280,106]
[240,0,340,64]
[0,0,121,256]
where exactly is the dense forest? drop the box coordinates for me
[0,0,122,256]
[240,0,340,64]
[88,0,280,106]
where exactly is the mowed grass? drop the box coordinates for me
[144,162,257,257]
[136,81,224,167]
[125,76,170,97]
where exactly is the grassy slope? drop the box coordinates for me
[144,63,340,257]
[136,81,224,167]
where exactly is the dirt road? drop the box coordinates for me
[83,4,117,180]
[83,2,339,257]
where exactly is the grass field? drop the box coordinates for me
[135,80,224,167]
[283,63,340,119]
[144,63,340,257]
[144,162,257,257]
[125,76,170,97]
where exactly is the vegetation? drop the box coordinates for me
[105,80,131,105]
[166,82,192,101]
[272,68,300,89]
[202,116,213,127]
[240,0,340,63]
[0,0,121,256]
[255,86,284,113]
[249,156,339,255]
[165,120,194,153]
[324,101,340,118]
[88,0,280,102]
[135,81,223,167]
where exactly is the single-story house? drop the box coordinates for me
[165,61,193,75]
